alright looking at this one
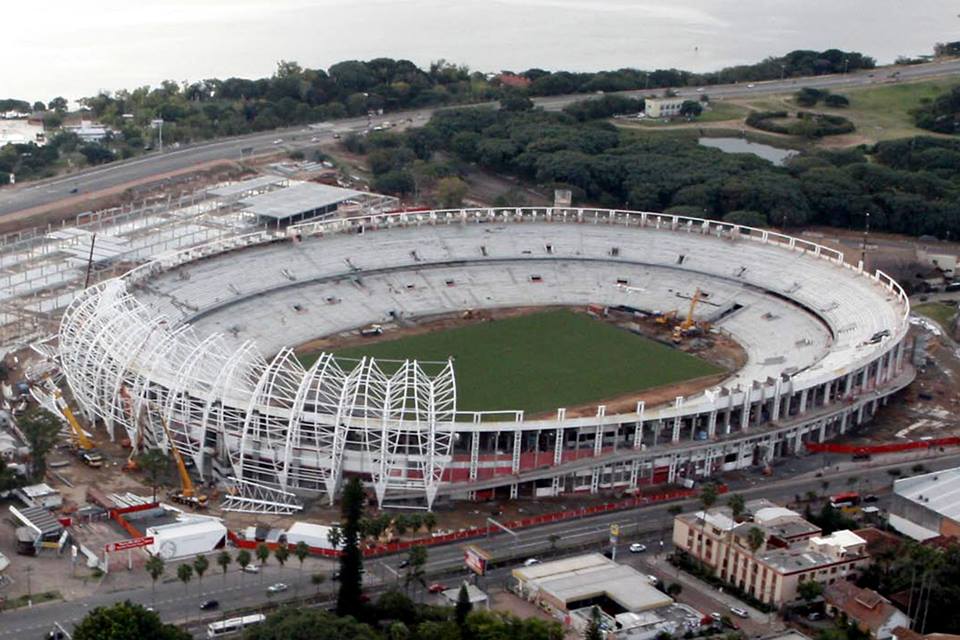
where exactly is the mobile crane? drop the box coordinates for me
[156,412,208,510]
[48,384,103,468]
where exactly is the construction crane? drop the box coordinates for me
[48,383,103,468]
[155,411,208,510]
[672,288,703,343]
[118,386,142,472]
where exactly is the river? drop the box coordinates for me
[7,0,960,101]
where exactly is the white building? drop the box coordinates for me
[644,97,686,118]
[65,121,110,143]
[888,467,960,540]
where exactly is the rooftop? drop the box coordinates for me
[239,182,365,220]
[514,553,673,613]
[208,175,288,199]
[825,581,908,634]
[893,467,960,522]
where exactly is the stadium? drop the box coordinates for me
[56,204,913,513]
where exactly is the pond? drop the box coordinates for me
[698,137,798,166]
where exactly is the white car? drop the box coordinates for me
[523,558,540,567]
[267,582,288,594]
[272,139,283,145]
[746,83,756,88]
[242,564,260,574]
[629,543,647,553]
[729,606,750,618]
[696,87,705,92]
[647,574,659,584]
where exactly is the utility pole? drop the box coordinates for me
[83,233,97,289]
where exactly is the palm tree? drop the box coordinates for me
[236,549,252,585]
[193,554,209,596]
[177,563,193,596]
[423,512,437,535]
[727,494,746,521]
[294,541,310,597]
[698,483,719,571]
[274,544,290,579]
[216,550,232,586]
[145,555,165,606]
[256,543,270,583]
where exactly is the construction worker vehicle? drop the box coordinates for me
[48,383,103,469]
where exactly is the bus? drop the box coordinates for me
[829,492,861,511]
[207,614,266,638]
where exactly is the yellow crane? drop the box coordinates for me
[156,410,208,509]
[48,384,103,468]
[672,288,703,343]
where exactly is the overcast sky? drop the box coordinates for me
[7,0,959,102]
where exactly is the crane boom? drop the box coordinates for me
[156,414,197,499]
[681,288,702,331]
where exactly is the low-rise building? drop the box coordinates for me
[672,499,870,606]
[888,468,960,541]
[644,97,686,118]
[64,121,111,143]
[824,581,910,640]
[0,118,45,146]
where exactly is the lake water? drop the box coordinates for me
[7,0,960,101]
[698,137,798,166]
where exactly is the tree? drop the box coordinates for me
[423,512,437,534]
[336,476,367,617]
[501,92,535,112]
[680,100,703,117]
[216,550,232,585]
[243,607,379,640]
[294,541,310,596]
[549,533,560,551]
[193,554,209,595]
[136,449,170,502]
[20,408,63,482]
[747,527,766,554]
[455,583,473,628]
[435,176,468,208]
[145,555,165,606]
[274,544,290,577]
[236,548,252,581]
[798,579,824,603]
[256,543,271,582]
[405,545,428,592]
[727,494,746,521]
[176,563,193,595]
[584,605,603,640]
[73,601,190,640]
[49,96,69,113]
[667,505,683,516]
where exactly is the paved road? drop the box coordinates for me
[4,448,959,638]
[2,58,959,221]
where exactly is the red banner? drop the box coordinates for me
[105,536,154,553]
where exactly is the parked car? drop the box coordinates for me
[523,558,540,567]
[398,559,410,569]
[729,606,750,618]
[272,139,283,145]
[629,543,647,553]
[242,564,260,574]
[747,83,756,88]
[864,494,879,503]
[428,583,447,593]
[647,574,659,585]
[200,599,219,610]
[267,582,289,594]
[808,612,822,621]
[710,612,722,622]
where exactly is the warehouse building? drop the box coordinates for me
[238,182,368,227]
[145,518,227,559]
[888,468,960,541]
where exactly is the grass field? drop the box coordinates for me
[317,309,723,414]
[913,301,957,331]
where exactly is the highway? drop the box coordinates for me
[2,58,959,221]
[4,448,960,638]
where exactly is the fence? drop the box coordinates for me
[227,484,725,559]
[804,438,960,455]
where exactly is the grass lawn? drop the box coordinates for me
[913,301,957,331]
[318,309,724,414]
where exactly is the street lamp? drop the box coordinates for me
[860,211,871,268]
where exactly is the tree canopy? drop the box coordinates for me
[73,601,190,640]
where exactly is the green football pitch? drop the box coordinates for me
[305,309,724,415]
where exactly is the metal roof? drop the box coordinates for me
[239,182,364,220]
[9,505,63,537]
[894,467,960,522]
[208,175,287,199]
[514,553,673,613]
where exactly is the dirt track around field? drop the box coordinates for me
[293,305,747,416]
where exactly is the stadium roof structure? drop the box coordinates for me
[239,182,366,221]
[893,467,960,522]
